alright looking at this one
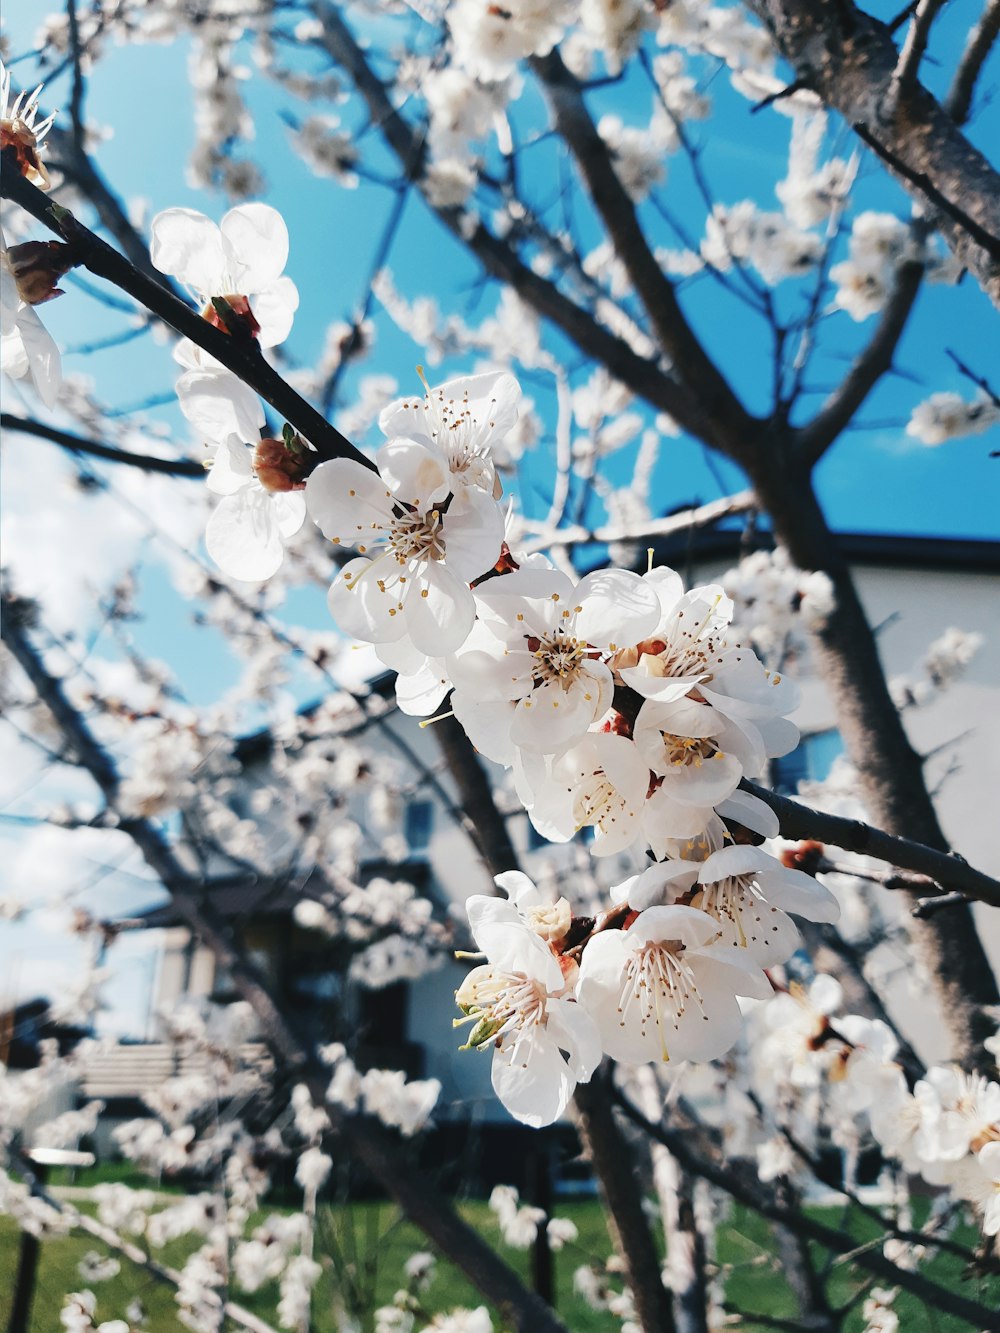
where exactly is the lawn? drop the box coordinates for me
[0,1171,994,1331]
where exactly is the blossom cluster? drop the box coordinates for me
[747,975,1000,1242]
[229,356,835,1125]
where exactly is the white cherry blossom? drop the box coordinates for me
[205,437,307,581]
[578,904,772,1064]
[456,905,600,1127]
[379,370,521,502]
[1,231,61,407]
[629,841,838,964]
[151,203,299,347]
[521,731,650,856]
[451,564,659,754]
[307,441,504,656]
[174,339,266,445]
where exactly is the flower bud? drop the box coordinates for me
[202,293,261,339]
[5,240,75,305]
[253,432,310,493]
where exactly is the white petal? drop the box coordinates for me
[206,437,253,495]
[250,277,299,348]
[574,568,660,650]
[150,208,226,294]
[376,438,451,507]
[755,866,841,923]
[546,998,602,1082]
[494,870,542,907]
[450,692,517,766]
[439,490,505,582]
[177,368,265,444]
[395,661,451,716]
[404,563,476,656]
[206,489,284,581]
[6,306,61,407]
[306,459,394,543]
[220,203,289,290]
[509,679,595,754]
[491,1034,575,1128]
[327,556,407,645]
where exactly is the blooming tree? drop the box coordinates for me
[1,2,999,1331]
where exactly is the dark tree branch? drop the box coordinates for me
[574,1072,677,1333]
[430,717,676,1332]
[740,778,1000,908]
[530,48,756,458]
[743,0,1000,305]
[0,165,373,470]
[745,459,1000,1071]
[892,0,948,93]
[2,412,207,477]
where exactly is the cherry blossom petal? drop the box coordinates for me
[546,998,602,1081]
[206,489,286,581]
[394,660,451,716]
[327,557,408,645]
[376,438,452,507]
[306,459,395,543]
[220,203,289,290]
[439,490,506,581]
[491,1031,576,1127]
[150,208,226,294]
[206,437,253,496]
[3,304,61,407]
[573,568,660,650]
[509,679,595,753]
[250,276,299,348]
[177,368,265,445]
[404,561,477,656]
[451,693,518,766]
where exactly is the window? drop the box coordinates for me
[771,728,843,795]
[404,799,433,855]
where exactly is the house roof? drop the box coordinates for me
[644,526,1000,574]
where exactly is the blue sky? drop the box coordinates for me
[1,1,998,1032]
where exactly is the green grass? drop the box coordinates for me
[0,1186,994,1332]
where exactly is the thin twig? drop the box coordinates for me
[945,0,1000,124]
[2,412,206,477]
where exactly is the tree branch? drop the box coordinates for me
[945,0,1000,125]
[741,458,1000,1072]
[743,0,1000,305]
[574,1073,677,1333]
[892,0,948,94]
[529,49,756,457]
[1,412,207,477]
[311,2,719,440]
[520,490,756,554]
[0,166,372,470]
[741,777,1000,908]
